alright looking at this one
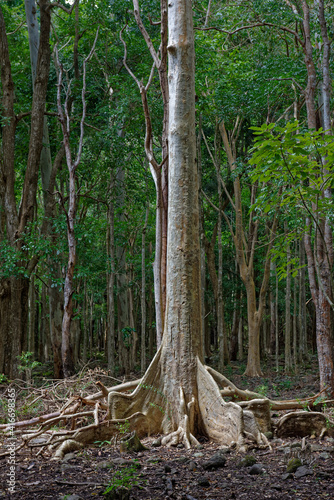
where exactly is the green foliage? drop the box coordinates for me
[249,121,334,278]
[254,383,269,396]
[121,328,136,349]
[115,419,130,436]
[249,121,334,218]
[103,461,142,497]
[17,352,42,380]
[0,373,9,384]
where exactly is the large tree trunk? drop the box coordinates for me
[0,277,29,378]
[106,0,266,446]
[0,1,51,377]
[244,278,262,377]
[302,0,334,397]
[49,282,63,378]
[55,0,268,456]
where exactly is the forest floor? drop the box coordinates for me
[1,356,334,500]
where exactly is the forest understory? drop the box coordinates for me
[1,356,334,500]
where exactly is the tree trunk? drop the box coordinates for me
[275,268,279,371]
[238,312,243,361]
[269,260,276,355]
[56,0,267,455]
[132,0,169,347]
[0,1,51,377]
[293,266,298,371]
[299,238,307,362]
[28,276,36,354]
[244,278,262,376]
[302,0,334,397]
[61,169,76,377]
[0,278,29,378]
[198,115,207,360]
[107,194,116,374]
[285,221,292,372]
[49,281,63,378]
[215,126,225,372]
[220,123,277,377]
[141,205,149,373]
[55,33,97,377]
[230,274,240,361]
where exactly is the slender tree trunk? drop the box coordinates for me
[230,271,240,361]
[89,293,94,355]
[220,123,278,377]
[275,268,279,371]
[141,205,149,373]
[244,279,262,376]
[269,260,276,355]
[147,249,155,360]
[55,34,97,377]
[238,311,243,361]
[299,238,307,362]
[28,276,36,354]
[107,194,116,374]
[83,281,88,364]
[132,0,169,347]
[25,0,52,199]
[128,262,137,371]
[285,221,292,372]
[215,127,225,372]
[293,264,298,372]
[114,141,131,375]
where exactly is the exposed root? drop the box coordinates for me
[161,388,199,449]
[53,439,84,459]
[276,411,334,438]
[2,354,331,460]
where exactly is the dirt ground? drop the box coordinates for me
[1,357,333,499]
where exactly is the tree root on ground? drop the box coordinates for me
[277,411,334,438]
[2,355,333,459]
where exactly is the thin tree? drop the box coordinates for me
[55,32,98,377]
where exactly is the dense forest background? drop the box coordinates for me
[1,0,334,394]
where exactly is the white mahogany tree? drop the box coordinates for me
[51,0,268,456]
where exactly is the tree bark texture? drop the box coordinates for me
[285,222,292,372]
[301,1,334,396]
[0,1,51,377]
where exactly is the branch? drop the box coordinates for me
[267,77,305,94]
[49,0,79,15]
[132,0,160,69]
[73,28,99,169]
[120,26,160,173]
[204,0,212,27]
[7,21,25,36]
[196,22,303,46]
[201,129,235,210]
[201,189,235,239]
